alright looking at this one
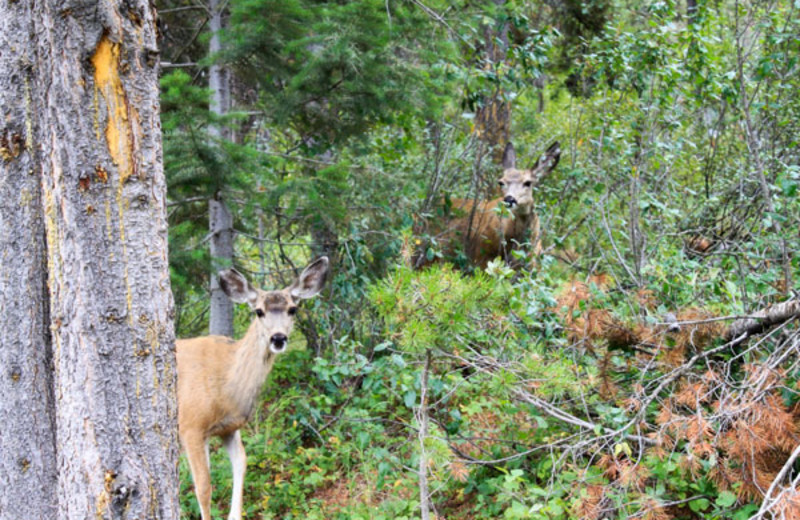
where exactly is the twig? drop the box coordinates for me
[167,195,209,208]
[160,5,210,15]
[750,442,800,520]
[160,62,200,69]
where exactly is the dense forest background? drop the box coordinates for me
[157,0,800,518]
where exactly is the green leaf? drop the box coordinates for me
[689,498,710,512]
[731,504,759,520]
[373,341,391,352]
[403,390,417,408]
[716,490,737,508]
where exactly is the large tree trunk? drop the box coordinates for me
[0,2,58,518]
[31,1,179,518]
[207,0,235,336]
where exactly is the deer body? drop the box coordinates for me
[440,196,541,268]
[416,142,559,269]
[177,258,329,520]
[177,326,277,440]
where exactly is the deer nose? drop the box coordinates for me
[503,195,517,207]
[270,333,288,350]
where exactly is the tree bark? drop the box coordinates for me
[30,1,180,518]
[725,299,800,346]
[687,0,698,24]
[0,2,58,518]
[475,0,512,165]
[207,0,236,337]
[209,194,235,336]
[208,0,231,142]
[417,349,432,520]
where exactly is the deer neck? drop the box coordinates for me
[226,320,277,420]
[501,204,534,240]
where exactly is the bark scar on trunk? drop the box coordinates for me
[91,35,136,183]
[92,35,137,322]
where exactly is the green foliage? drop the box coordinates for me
[164,0,800,518]
[224,0,456,145]
[370,264,513,354]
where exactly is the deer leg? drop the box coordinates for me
[223,430,247,520]
[182,431,213,520]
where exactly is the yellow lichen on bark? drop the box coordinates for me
[24,75,33,150]
[19,188,33,207]
[92,36,136,321]
[91,36,135,182]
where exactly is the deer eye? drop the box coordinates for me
[288,306,298,316]
[523,181,532,188]
[255,309,265,318]
[498,181,506,187]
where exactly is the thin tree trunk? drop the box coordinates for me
[209,194,235,336]
[208,0,230,143]
[32,1,179,517]
[257,200,268,286]
[207,0,235,336]
[475,0,512,165]
[687,0,698,24]
[307,147,340,265]
[0,2,58,517]
[418,349,432,520]
[629,164,645,286]
[734,4,792,297]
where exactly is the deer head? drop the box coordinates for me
[498,142,561,216]
[218,257,329,354]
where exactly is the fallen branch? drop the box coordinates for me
[511,389,656,446]
[725,297,800,346]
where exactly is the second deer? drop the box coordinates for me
[176,257,329,520]
[415,141,560,269]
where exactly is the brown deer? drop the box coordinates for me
[176,257,329,520]
[415,142,561,268]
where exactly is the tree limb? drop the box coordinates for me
[725,297,800,345]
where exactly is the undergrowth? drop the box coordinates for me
[180,255,799,519]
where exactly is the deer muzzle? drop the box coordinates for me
[270,333,288,353]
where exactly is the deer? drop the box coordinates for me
[414,141,561,269]
[176,257,329,520]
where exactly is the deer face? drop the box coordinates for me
[498,169,537,214]
[249,290,299,353]
[497,141,561,216]
[219,257,329,354]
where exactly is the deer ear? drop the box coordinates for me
[289,257,329,300]
[532,141,560,178]
[219,269,258,307]
[502,142,517,169]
